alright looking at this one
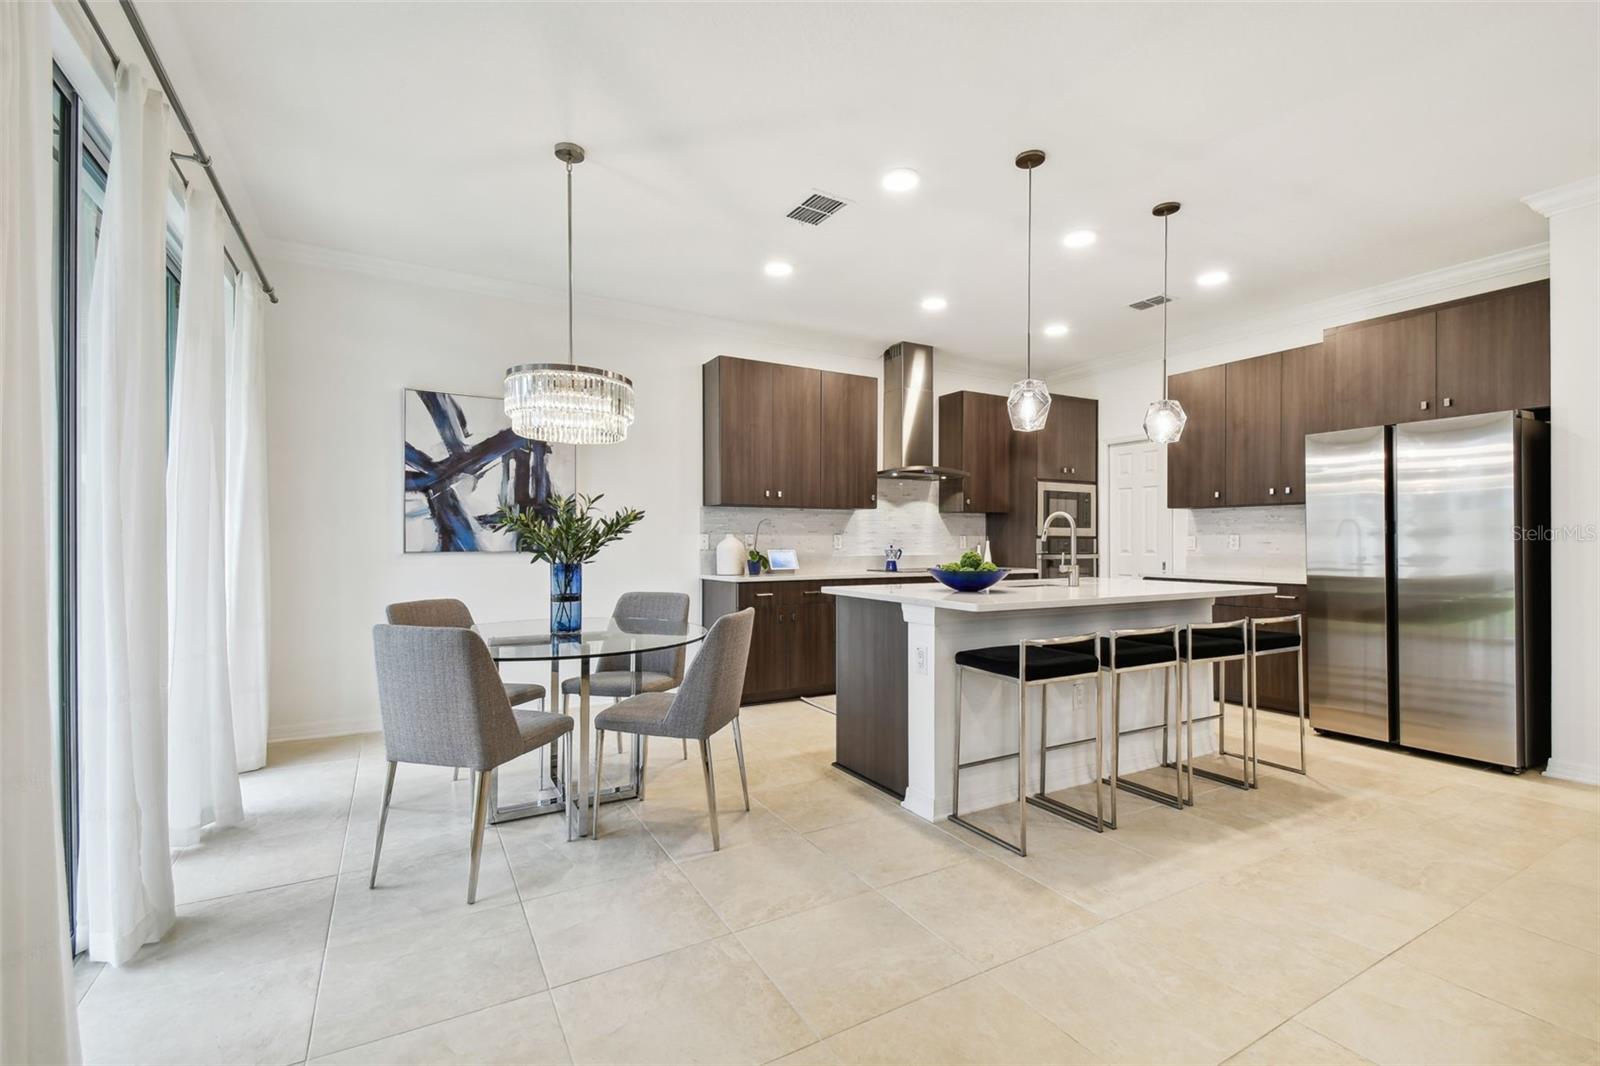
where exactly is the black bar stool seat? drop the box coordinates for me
[950,632,1106,855]
[1096,636,1177,669]
[1249,628,1301,652]
[1239,615,1308,779]
[1098,627,1186,826]
[1130,629,1247,659]
[956,644,1098,681]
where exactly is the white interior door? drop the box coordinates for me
[1107,440,1171,578]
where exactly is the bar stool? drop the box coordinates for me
[1238,614,1307,781]
[1140,619,1253,804]
[950,633,1101,856]
[1099,626,1184,828]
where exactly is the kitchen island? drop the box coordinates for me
[821,577,1274,823]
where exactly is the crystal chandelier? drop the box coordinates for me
[1007,149,1052,433]
[505,143,635,445]
[1143,201,1187,445]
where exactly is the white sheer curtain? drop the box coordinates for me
[226,282,270,772]
[0,2,83,1059]
[77,60,176,965]
[167,183,243,843]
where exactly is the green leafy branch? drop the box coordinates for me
[492,492,645,566]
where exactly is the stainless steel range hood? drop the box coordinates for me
[877,342,969,481]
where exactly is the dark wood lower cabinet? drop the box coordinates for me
[1213,586,1309,714]
[702,576,930,704]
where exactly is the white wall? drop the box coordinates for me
[1526,180,1600,784]
[262,250,1015,740]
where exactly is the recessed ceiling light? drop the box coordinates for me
[763,260,794,279]
[1042,321,1069,338]
[881,168,920,193]
[920,295,947,312]
[1196,269,1230,288]
[1061,229,1097,249]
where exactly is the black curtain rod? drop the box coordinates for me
[75,0,279,304]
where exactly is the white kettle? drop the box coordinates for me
[715,533,745,576]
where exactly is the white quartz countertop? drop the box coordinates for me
[702,566,1037,584]
[819,576,1276,612]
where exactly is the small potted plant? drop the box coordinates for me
[746,548,769,577]
[494,492,645,633]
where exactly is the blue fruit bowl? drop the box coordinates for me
[929,567,1010,593]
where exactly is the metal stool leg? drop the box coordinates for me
[948,666,1029,856]
[1028,675,1107,833]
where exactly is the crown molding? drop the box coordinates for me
[1523,176,1600,218]
[261,238,886,359]
[1047,242,1550,383]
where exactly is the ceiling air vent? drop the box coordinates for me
[786,192,848,226]
[1128,293,1176,311]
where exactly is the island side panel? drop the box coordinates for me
[834,595,909,796]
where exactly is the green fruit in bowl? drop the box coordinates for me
[938,550,998,573]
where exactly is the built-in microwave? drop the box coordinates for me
[1037,480,1096,539]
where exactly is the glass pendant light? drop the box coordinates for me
[1007,149,1052,432]
[1143,201,1187,445]
[505,143,636,445]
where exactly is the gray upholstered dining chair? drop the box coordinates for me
[560,591,693,759]
[371,624,575,903]
[591,608,754,850]
[386,598,547,708]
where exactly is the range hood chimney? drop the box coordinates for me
[877,342,969,481]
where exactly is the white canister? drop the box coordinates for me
[715,533,746,576]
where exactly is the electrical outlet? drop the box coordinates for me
[744,532,754,547]
[1186,535,1199,551]
[1228,534,1241,551]
[914,644,929,675]
[833,534,843,550]
[698,533,709,550]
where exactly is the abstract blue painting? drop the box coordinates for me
[403,389,574,553]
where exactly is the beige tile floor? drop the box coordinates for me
[76,702,1599,1065]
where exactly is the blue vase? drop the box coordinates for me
[551,562,582,634]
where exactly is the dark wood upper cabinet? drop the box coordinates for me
[769,362,823,507]
[938,391,1011,513]
[703,357,774,506]
[817,370,878,510]
[1436,280,1550,416]
[1166,365,1228,509]
[1224,353,1283,508]
[1278,343,1323,500]
[703,357,875,509]
[1036,395,1098,480]
[1324,311,1437,429]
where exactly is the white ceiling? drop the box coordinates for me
[150,1,1597,371]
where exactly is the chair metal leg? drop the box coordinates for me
[636,735,648,801]
[370,760,397,889]
[699,738,721,851]
[452,766,460,782]
[1184,661,1195,805]
[592,728,606,841]
[732,718,751,811]
[1016,666,1028,855]
[1108,670,1120,828]
[562,731,576,842]
[951,666,964,819]
[682,738,688,760]
[467,769,492,904]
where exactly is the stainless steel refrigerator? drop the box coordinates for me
[1305,411,1549,770]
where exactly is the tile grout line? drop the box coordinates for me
[299,751,362,1064]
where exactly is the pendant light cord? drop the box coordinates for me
[1025,165,1033,379]
[1161,213,1169,401]
[566,159,575,367]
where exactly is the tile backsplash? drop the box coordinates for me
[1172,506,1308,582]
[700,479,987,571]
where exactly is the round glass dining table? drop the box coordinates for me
[474,615,708,835]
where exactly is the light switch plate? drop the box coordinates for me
[914,644,929,675]
[1228,534,1241,551]
[1186,535,1199,551]
[833,534,843,550]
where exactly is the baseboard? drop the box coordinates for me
[268,712,379,744]
[1542,759,1600,786]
